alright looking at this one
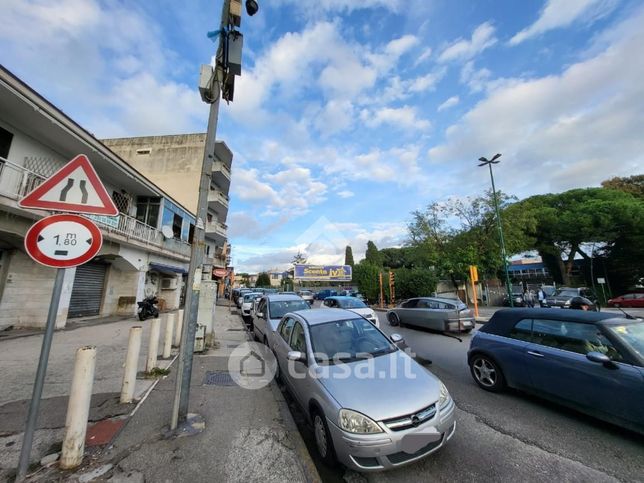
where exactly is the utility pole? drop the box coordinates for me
[478,154,514,307]
[171,0,257,431]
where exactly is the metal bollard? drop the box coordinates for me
[163,313,174,359]
[60,346,96,469]
[120,326,142,403]
[173,309,184,347]
[146,318,161,373]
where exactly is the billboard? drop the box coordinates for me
[294,264,352,281]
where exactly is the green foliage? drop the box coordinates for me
[255,272,271,287]
[344,246,355,266]
[365,241,383,266]
[393,268,438,300]
[601,174,644,199]
[353,262,382,302]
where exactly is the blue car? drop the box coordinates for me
[468,308,644,434]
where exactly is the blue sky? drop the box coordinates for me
[1,0,642,272]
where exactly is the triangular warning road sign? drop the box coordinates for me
[19,154,119,216]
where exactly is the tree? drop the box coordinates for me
[365,241,383,266]
[353,262,381,303]
[394,268,438,300]
[601,174,644,199]
[255,272,270,287]
[237,273,250,287]
[344,246,354,266]
[516,188,644,286]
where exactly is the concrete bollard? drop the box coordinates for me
[60,346,97,469]
[173,309,184,347]
[146,318,161,373]
[120,326,142,403]
[163,313,174,359]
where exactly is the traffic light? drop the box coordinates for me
[469,265,479,282]
[389,271,395,284]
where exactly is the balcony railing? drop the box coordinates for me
[0,157,46,200]
[205,220,227,238]
[212,160,231,178]
[0,157,190,258]
[207,189,229,210]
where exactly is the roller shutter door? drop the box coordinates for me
[68,263,107,318]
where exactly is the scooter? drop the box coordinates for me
[137,295,159,321]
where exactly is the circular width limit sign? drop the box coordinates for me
[24,214,102,268]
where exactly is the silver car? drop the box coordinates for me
[387,297,475,333]
[297,290,315,305]
[253,294,310,346]
[272,308,456,471]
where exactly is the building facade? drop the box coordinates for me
[0,67,196,329]
[100,134,232,285]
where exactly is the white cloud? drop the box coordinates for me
[360,106,431,131]
[428,8,644,197]
[510,0,617,45]
[438,22,497,63]
[437,96,460,112]
[270,0,401,15]
[414,47,433,67]
[337,190,355,198]
[408,67,447,93]
[460,61,492,93]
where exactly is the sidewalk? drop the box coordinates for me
[33,302,320,482]
[0,314,177,481]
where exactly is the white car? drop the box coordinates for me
[241,292,263,323]
[322,296,379,327]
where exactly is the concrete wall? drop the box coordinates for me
[102,264,140,316]
[102,134,206,215]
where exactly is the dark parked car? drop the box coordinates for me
[387,297,475,333]
[502,291,525,307]
[315,289,338,300]
[608,293,644,308]
[545,287,599,310]
[468,308,644,434]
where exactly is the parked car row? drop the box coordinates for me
[234,290,456,471]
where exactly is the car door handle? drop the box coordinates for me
[527,350,544,358]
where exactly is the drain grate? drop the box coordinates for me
[203,371,236,386]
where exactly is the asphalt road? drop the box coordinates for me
[283,305,644,483]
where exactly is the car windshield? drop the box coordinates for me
[269,300,310,319]
[337,298,367,309]
[309,318,395,363]
[607,322,644,359]
[243,293,261,302]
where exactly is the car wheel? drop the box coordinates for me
[388,312,400,326]
[312,409,336,467]
[470,354,505,392]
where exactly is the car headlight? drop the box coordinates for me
[438,382,452,409]
[564,300,571,307]
[338,409,383,434]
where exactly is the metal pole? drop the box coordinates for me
[16,268,65,480]
[171,0,229,431]
[488,163,514,307]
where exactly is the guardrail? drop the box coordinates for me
[0,157,46,200]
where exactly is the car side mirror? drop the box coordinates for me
[287,350,307,364]
[256,312,264,318]
[391,333,404,344]
[586,351,611,365]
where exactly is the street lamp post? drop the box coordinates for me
[478,153,514,308]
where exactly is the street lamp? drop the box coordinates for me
[478,153,514,307]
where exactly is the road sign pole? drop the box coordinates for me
[16,268,65,480]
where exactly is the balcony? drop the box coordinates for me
[205,219,227,243]
[207,188,229,218]
[0,157,190,259]
[0,157,45,200]
[211,160,231,191]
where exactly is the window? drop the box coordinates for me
[290,322,307,352]
[510,319,533,342]
[207,213,213,223]
[172,214,182,239]
[188,223,195,244]
[532,319,622,360]
[136,148,151,155]
[0,126,13,159]
[135,197,160,227]
[279,317,296,342]
[112,191,131,214]
[402,299,419,308]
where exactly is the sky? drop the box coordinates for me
[1,0,642,272]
